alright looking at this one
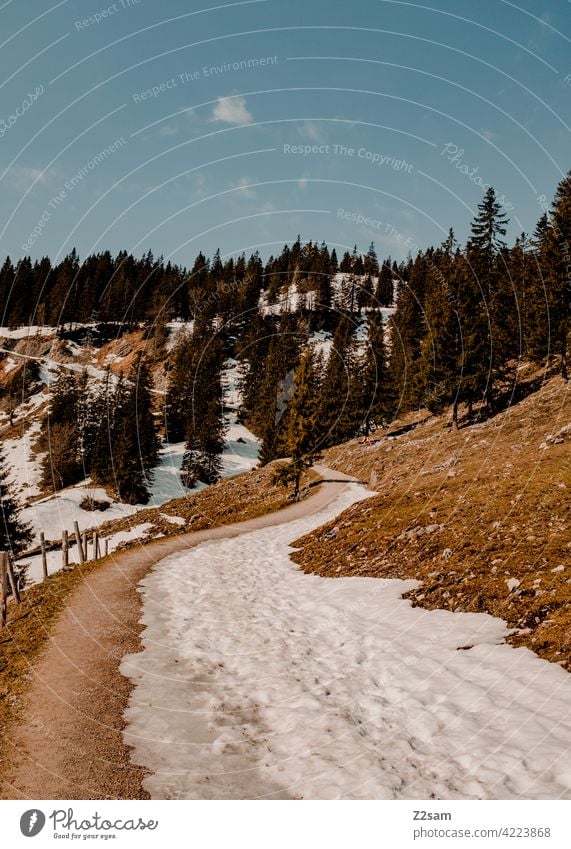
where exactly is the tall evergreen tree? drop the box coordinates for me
[0,442,32,558]
[360,311,392,433]
[273,348,322,500]
[465,187,510,411]
[376,258,394,307]
[415,236,463,425]
[550,172,571,379]
[254,313,303,465]
[108,373,151,504]
[180,322,226,487]
[129,354,161,477]
[387,254,427,411]
[317,314,361,446]
[40,367,83,491]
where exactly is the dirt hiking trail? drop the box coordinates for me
[0,467,360,800]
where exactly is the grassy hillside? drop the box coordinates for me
[292,368,571,669]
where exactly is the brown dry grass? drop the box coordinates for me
[292,371,571,669]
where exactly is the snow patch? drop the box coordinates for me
[122,484,571,800]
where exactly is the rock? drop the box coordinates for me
[506,578,521,593]
[441,548,453,560]
[433,456,459,472]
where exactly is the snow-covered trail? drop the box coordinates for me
[122,484,571,801]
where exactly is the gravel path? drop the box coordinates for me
[0,467,358,800]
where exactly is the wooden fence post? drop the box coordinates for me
[0,552,8,627]
[74,522,85,564]
[104,538,109,557]
[7,558,21,604]
[62,530,69,571]
[93,531,100,559]
[40,532,48,579]
[82,532,88,560]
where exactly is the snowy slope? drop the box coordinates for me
[4,420,43,498]
[23,521,155,584]
[122,484,571,800]
[21,485,140,545]
[14,355,260,584]
[17,419,260,585]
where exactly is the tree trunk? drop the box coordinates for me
[452,400,459,430]
[294,472,301,502]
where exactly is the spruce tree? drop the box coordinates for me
[273,348,322,500]
[387,254,427,411]
[466,187,511,410]
[360,311,392,433]
[180,322,226,487]
[129,354,160,474]
[0,442,32,558]
[90,368,115,487]
[375,259,394,307]
[254,314,303,464]
[164,330,194,443]
[109,372,152,504]
[317,313,361,447]
[414,236,463,425]
[550,173,571,379]
[40,367,83,491]
[526,216,554,363]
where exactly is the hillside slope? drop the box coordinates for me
[292,370,571,669]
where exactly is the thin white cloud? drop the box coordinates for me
[299,121,324,142]
[159,124,178,137]
[187,172,209,200]
[8,165,57,188]
[211,95,252,125]
[234,176,257,198]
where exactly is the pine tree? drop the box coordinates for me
[254,314,303,464]
[40,367,83,491]
[129,354,160,474]
[387,254,427,411]
[164,331,194,442]
[180,322,226,487]
[317,314,361,446]
[109,373,151,504]
[0,442,32,558]
[455,252,490,417]
[375,258,394,307]
[464,188,510,412]
[360,311,391,433]
[273,348,322,500]
[414,236,463,425]
[313,246,333,329]
[90,368,115,486]
[550,172,571,379]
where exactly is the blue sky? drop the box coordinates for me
[0,0,570,266]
